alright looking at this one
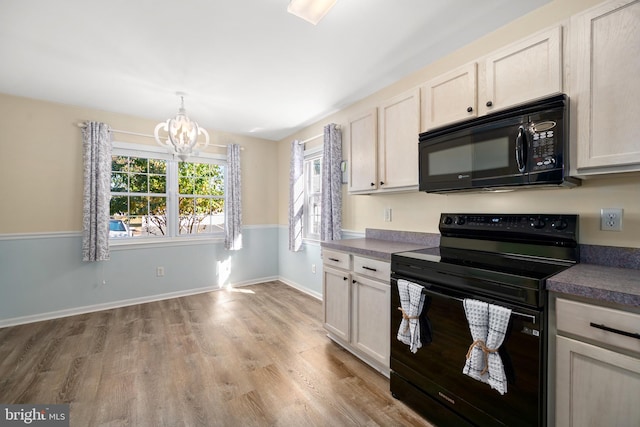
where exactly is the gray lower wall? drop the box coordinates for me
[0,226,279,326]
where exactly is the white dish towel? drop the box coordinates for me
[462,299,512,395]
[396,279,426,353]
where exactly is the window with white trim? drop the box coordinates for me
[303,148,322,241]
[109,144,225,240]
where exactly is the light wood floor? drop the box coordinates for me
[0,281,432,426]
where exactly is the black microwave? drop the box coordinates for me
[419,94,580,193]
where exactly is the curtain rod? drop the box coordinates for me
[298,133,322,145]
[298,125,341,145]
[75,122,243,150]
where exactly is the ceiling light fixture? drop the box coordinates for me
[287,0,337,25]
[154,92,209,161]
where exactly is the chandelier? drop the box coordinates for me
[154,93,210,161]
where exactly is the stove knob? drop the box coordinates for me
[530,218,546,229]
[552,219,568,230]
[455,216,466,225]
[443,216,453,225]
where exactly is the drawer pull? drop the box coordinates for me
[589,322,640,340]
[362,266,377,272]
[328,257,340,262]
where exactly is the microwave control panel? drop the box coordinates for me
[531,130,557,171]
[529,115,562,172]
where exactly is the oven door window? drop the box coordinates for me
[391,280,542,427]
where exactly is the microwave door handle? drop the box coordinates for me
[516,126,527,173]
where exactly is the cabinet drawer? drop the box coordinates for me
[556,298,640,355]
[353,256,390,282]
[323,250,351,270]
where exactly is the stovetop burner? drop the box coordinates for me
[395,246,573,283]
[391,213,579,307]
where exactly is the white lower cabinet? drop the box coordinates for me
[322,265,351,342]
[352,274,391,368]
[554,297,640,426]
[322,249,391,375]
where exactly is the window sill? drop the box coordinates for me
[302,238,321,246]
[109,234,224,250]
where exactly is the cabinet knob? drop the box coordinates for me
[380,181,384,186]
[467,106,473,113]
[486,101,493,107]
[352,280,357,284]
[343,277,348,281]
[370,182,375,187]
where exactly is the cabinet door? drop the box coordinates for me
[556,336,640,427]
[351,274,390,367]
[481,26,562,115]
[348,108,378,193]
[571,0,640,172]
[422,62,477,131]
[322,266,351,342]
[378,88,420,191]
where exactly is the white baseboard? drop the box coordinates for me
[0,276,280,328]
[278,277,323,301]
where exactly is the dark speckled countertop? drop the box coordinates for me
[548,244,640,309]
[323,229,640,309]
[321,229,440,261]
[321,238,430,261]
[547,264,640,308]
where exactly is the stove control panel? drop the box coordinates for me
[440,213,578,238]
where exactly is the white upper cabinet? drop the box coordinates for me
[347,108,378,193]
[480,26,563,116]
[570,0,640,174]
[421,62,478,131]
[422,26,563,131]
[378,88,420,192]
[348,89,420,194]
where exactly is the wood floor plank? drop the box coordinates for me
[0,281,433,426]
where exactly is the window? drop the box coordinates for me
[109,144,225,240]
[178,162,225,235]
[110,155,168,237]
[303,149,322,240]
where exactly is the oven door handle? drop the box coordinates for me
[417,282,539,324]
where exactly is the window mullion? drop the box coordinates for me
[167,160,179,238]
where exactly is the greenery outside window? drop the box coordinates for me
[178,162,225,235]
[110,156,168,237]
[110,143,225,241]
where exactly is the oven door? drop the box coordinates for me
[390,276,544,427]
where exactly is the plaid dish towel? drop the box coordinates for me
[462,299,512,395]
[397,279,426,353]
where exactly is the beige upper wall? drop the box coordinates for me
[277,0,640,248]
[0,93,278,234]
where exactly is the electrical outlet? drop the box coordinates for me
[156,266,165,277]
[311,264,316,274]
[600,208,623,231]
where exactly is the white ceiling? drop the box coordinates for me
[0,0,550,141]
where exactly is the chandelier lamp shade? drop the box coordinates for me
[287,0,337,25]
[154,93,210,161]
